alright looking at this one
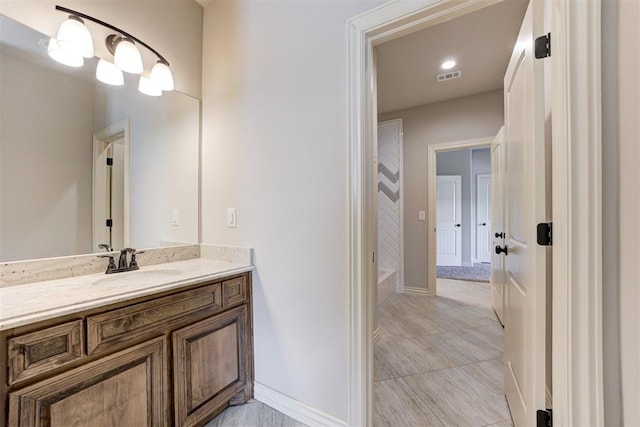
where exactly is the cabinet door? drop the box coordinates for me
[173,305,249,426]
[8,337,166,427]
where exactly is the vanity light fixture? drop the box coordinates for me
[55,15,94,58]
[96,59,124,86]
[53,5,174,96]
[150,60,174,91]
[107,35,144,74]
[47,37,84,67]
[138,75,162,97]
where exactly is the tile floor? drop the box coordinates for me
[207,278,513,426]
[373,278,513,426]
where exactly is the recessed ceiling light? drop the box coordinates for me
[441,60,456,70]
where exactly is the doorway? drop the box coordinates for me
[92,120,130,252]
[348,0,603,425]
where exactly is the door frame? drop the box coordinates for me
[93,119,130,250]
[475,173,491,264]
[347,0,603,425]
[427,138,492,295]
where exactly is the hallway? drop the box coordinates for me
[374,279,512,426]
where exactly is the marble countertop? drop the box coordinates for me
[0,257,253,331]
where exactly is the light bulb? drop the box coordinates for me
[138,76,162,96]
[96,59,124,86]
[47,38,84,67]
[441,60,456,70]
[150,60,174,91]
[114,38,143,74]
[56,16,94,58]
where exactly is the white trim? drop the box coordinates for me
[551,0,604,425]
[254,382,347,427]
[427,137,493,296]
[403,286,430,296]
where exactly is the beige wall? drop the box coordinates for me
[0,51,94,261]
[200,0,384,421]
[0,0,203,98]
[379,90,503,288]
[602,0,640,425]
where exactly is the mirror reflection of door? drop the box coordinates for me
[93,121,128,251]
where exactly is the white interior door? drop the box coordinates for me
[491,128,506,325]
[503,1,547,425]
[476,174,492,263]
[436,175,462,266]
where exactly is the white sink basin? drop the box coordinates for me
[92,269,184,286]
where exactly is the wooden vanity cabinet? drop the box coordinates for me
[0,272,253,427]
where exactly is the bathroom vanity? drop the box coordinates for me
[0,254,254,427]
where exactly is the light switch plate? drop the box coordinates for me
[171,209,180,226]
[418,210,426,221]
[227,208,237,228]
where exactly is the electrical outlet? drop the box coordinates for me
[227,208,237,228]
[418,210,426,221]
[171,209,180,226]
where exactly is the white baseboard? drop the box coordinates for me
[254,382,347,427]
[373,327,381,343]
[462,262,473,267]
[403,286,430,295]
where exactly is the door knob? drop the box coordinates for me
[455,224,461,227]
[495,232,505,238]
[495,245,508,255]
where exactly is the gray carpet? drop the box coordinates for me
[436,263,490,282]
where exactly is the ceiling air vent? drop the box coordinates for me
[436,70,462,82]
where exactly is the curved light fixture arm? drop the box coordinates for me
[54,5,169,66]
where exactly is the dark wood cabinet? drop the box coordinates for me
[8,337,166,427]
[173,305,249,426]
[1,272,253,427]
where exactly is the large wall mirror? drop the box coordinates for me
[0,15,200,262]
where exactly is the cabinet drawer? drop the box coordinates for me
[87,283,222,355]
[7,320,83,385]
[222,276,247,307]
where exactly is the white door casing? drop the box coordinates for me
[476,173,492,264]
[503,2,547,426]
[491,127,506,325]
[436,175,462,266]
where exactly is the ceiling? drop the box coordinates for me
[376,0,528,114]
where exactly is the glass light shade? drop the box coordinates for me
[150,61,174,91]
[138,76,162,96]
[96,59,124,86]
[56,16,94,58]
[47,38,84,67]
[114,38,143,74]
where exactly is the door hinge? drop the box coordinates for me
[537,408,552,427]
[535,33,551,59]
[537,222,552,246]
[106,219,113,227]
[106,157,113,166]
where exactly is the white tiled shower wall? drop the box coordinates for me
[377,120,401,293]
